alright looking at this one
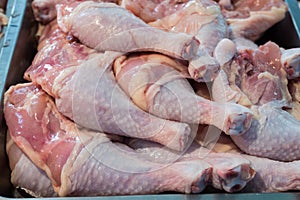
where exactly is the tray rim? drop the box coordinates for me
[1,0,300,199]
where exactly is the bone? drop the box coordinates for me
[231,101,300,161]
[213,38,237,67]
[127,138,255,192]
[198,133,300,192]
[4,83,212,196]
[188,48,220,82]
[56,1,199,60]
[114,53,253,136]
[281,48,300,79]
[24,21,192,151]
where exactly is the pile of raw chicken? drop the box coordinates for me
[4,0,300,197]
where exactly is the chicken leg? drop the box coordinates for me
[114,53,253,135]
[203,134,300,192]
[126,138,255,192]
[56,1,199,60]
[4,83,212,196]
[24,21,192,151]
[212,41,300,161]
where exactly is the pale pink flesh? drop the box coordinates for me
[218,0,287,40]
[31,0,119,24]
[127,139,255,192]
[114,53,253,135]
[281,48,300,79]
[148,0,227,53]
[214,41,291,106]
[147,0,228,81]
[241,155,300,192]
[6,135,57,197]
[121,0,188,23]
[212,42,300,161]
[201,133,300,192]
[4,83,212,196]
[25,21,192,151]
[231,103,300,162]
[56,1,199,60]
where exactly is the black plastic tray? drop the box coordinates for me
[0,0,300,199]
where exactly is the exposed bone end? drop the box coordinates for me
[182,36,200,61]
[202,151,256,192]
[216,164,255,192]
[188,52,220,82]
[214,103,254,136]
[225,111,253,135]
[188,62,220,82]
[213,38,237,67]
[148,123,192,152]
[281,48,300,79]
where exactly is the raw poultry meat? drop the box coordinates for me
[123,0,228,54]
[6,135,57,197]
[24,21,192,151]
[31,0,120,24]
[56,1,199,61]
[32,0,63,24]
[289,78,300,105]
[281,48,300,79]
[212,40,300,161]
[241,155,300,192]
[213,40,291,106]
[285,75,300,121]
[121,0,189,23]
[113,53,253,135]
[229,41,290,105]
[140,0,228,81]
[127,138,255,192]
[149,0,228,55]
[3,0,300,197]
[213,38,237,67]
[217,0,287,40]
[230,102,300,161]
[200,133,300,192]
[56,0,222,82]
[4,83,213,196]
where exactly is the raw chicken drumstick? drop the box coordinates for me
[56,1,221,82]
[113,53,253,135]
[148,0,227,56]
[230,102,300,162]
[4,83,212,196]
[24,21,191,151]
[241,154,300,192]
[56,1,199,61]
[127,138,255,193]
[203,134,300,192]
[146,0,227,82]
